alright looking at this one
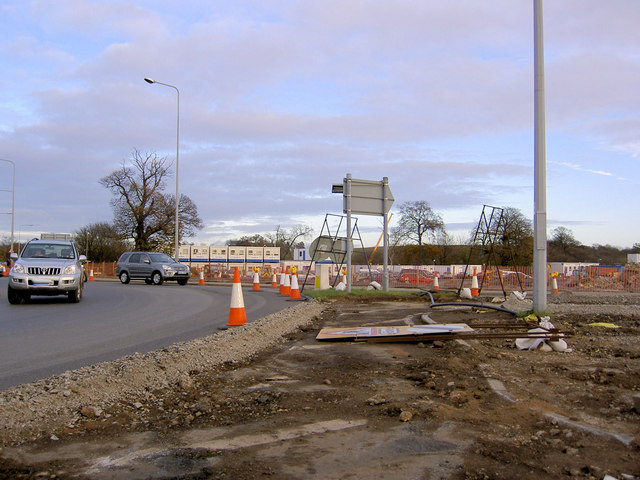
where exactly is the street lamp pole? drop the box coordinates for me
[144,77,180,261]
[0,158,15,254]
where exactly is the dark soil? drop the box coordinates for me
[1,294,639,479]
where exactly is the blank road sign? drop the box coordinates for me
[343,178,394,216]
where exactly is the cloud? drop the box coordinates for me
[1,0,639,249]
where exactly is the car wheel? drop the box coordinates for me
[68,286,81,303]
[152,272,163,285]
[144,278,152,285]
[119,271,130,284]
[177,278,188,286]
[7,286,21,305]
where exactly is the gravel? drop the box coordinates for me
[0,300,325,447]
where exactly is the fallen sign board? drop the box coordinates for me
[316,324,473,341]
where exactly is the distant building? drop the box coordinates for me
[40,233,73,241]
[628,253,640,264]
[293,247,309,261]
[548,262,598,276]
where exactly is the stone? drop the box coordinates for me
[80,406,102,418]
[399,410,413,422]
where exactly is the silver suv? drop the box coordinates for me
[7,239,87,304]
[115,252,190,285]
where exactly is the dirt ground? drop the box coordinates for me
[1,292,639,480]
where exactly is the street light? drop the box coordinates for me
[0,158,15,254]
[144,77,180,261]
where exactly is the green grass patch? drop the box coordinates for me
[304,288,420,301]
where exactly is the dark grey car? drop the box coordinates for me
[115,252,190,285]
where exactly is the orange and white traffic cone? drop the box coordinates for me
[282,266,291,296]
[433,272,439,292]
[289,266,302,300]
[252,267,261,291]
[552,275,559,296]
[227,267,247,326]
[279,267,286,294]
[89,268,94,281]
[471,268,479,297]
[199,268,205,285]
[271,270,278,288]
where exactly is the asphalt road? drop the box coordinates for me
[0,278,293,391]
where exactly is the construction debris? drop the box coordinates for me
[515,317,570,352]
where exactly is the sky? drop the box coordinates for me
[1,0,639,251]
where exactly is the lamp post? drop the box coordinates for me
[0,158,15,254]
[144,77,180,261]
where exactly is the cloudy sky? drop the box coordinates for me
[1,0,638,251]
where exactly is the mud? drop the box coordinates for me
[1,293,639,479]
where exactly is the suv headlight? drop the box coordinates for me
[63,264,78,274]
[12,263,24,274]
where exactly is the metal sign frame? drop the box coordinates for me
[336,174,394,292]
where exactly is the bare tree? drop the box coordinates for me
[100,150,203,252]
[264,225,313,259]
[497,207,534,265]
[393,201,444,246]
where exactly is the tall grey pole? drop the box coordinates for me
[533,0,548,312]
[0,158,15,254]
[345,173,352,292]
[382,177,389,291]
[144,78,180,261]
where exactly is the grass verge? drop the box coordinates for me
[305,288,422,301]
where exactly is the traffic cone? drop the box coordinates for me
[279,267,286,294]
[199,268,205,285]
[252,267,261,291]
[433,272,439,292]
[271,270,278,288]
[282,266,291,295]
[227,267,247,326]
[89,268,94,281]
[471,268,479,297]
[552,275,559,296]
[289,266,302,300]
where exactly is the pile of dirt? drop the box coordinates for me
[1,292,639,480]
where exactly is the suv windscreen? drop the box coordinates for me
[22,243,75,259]
[148,253,174,263]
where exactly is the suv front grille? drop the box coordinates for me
[27,267,61,275]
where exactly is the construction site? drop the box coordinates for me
[1,285,639,480]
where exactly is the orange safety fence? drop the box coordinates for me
[83,262,640,293]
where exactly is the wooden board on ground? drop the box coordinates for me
[316,324,473,341]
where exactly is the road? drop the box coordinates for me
[0,278,293,391]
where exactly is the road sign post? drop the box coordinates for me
[337,174,394,292]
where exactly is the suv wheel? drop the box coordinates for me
[144,278,152,285]
[119,271,130,284]
[7,286,21,305]
[68,283,82,303]
[152,272,163,285]
[177,278,188,286]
